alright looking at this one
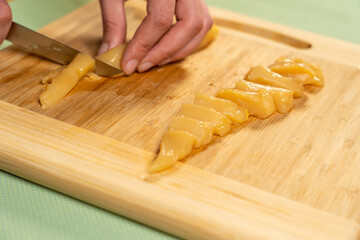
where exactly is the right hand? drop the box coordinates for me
[0,0,12,45]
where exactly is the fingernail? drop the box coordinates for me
[137,62,154,72]
[159,58,172,66]
[98,42,108,55]
[124,59,139,75]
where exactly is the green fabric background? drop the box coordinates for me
[1,0,359,239]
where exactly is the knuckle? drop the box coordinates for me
[193,19,204,32]
[103,20,122,33]
[152,12,173,29]
[206,17,214,30]
[158,49,173,60]
[133,38,153,52]
[185,18,203,34]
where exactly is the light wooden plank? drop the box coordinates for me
[1,0,360,222]
[0,100,359,240]
[1,0,360,238]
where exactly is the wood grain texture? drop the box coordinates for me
[0,100,359,240]
[1,0,360,238]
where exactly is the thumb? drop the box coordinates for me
[98,0,126,55]
[0,0,12,45]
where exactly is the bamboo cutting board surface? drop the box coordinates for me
[1,0,360,239]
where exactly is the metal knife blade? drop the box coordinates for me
[5,22,123,76]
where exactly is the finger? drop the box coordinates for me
[0,0,12,45]
[137,0,204,72]
[98,0,126,54]
[121,0,176,75]
[166,0,213,62]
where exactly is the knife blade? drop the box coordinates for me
[5,22,123,76]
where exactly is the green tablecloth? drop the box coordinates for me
[1,1,359,239]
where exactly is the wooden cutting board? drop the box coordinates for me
[1,0,360,239]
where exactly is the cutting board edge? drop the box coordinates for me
[0,100,359,240]
[2,1,360,239]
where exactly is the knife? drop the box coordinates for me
[5,22,122,76]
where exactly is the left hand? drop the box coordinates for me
[0,0,12,45]
[98,0,213,75]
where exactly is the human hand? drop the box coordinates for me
[0,0,12,45]
[98,0,213,75]
[98,0,127,55]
